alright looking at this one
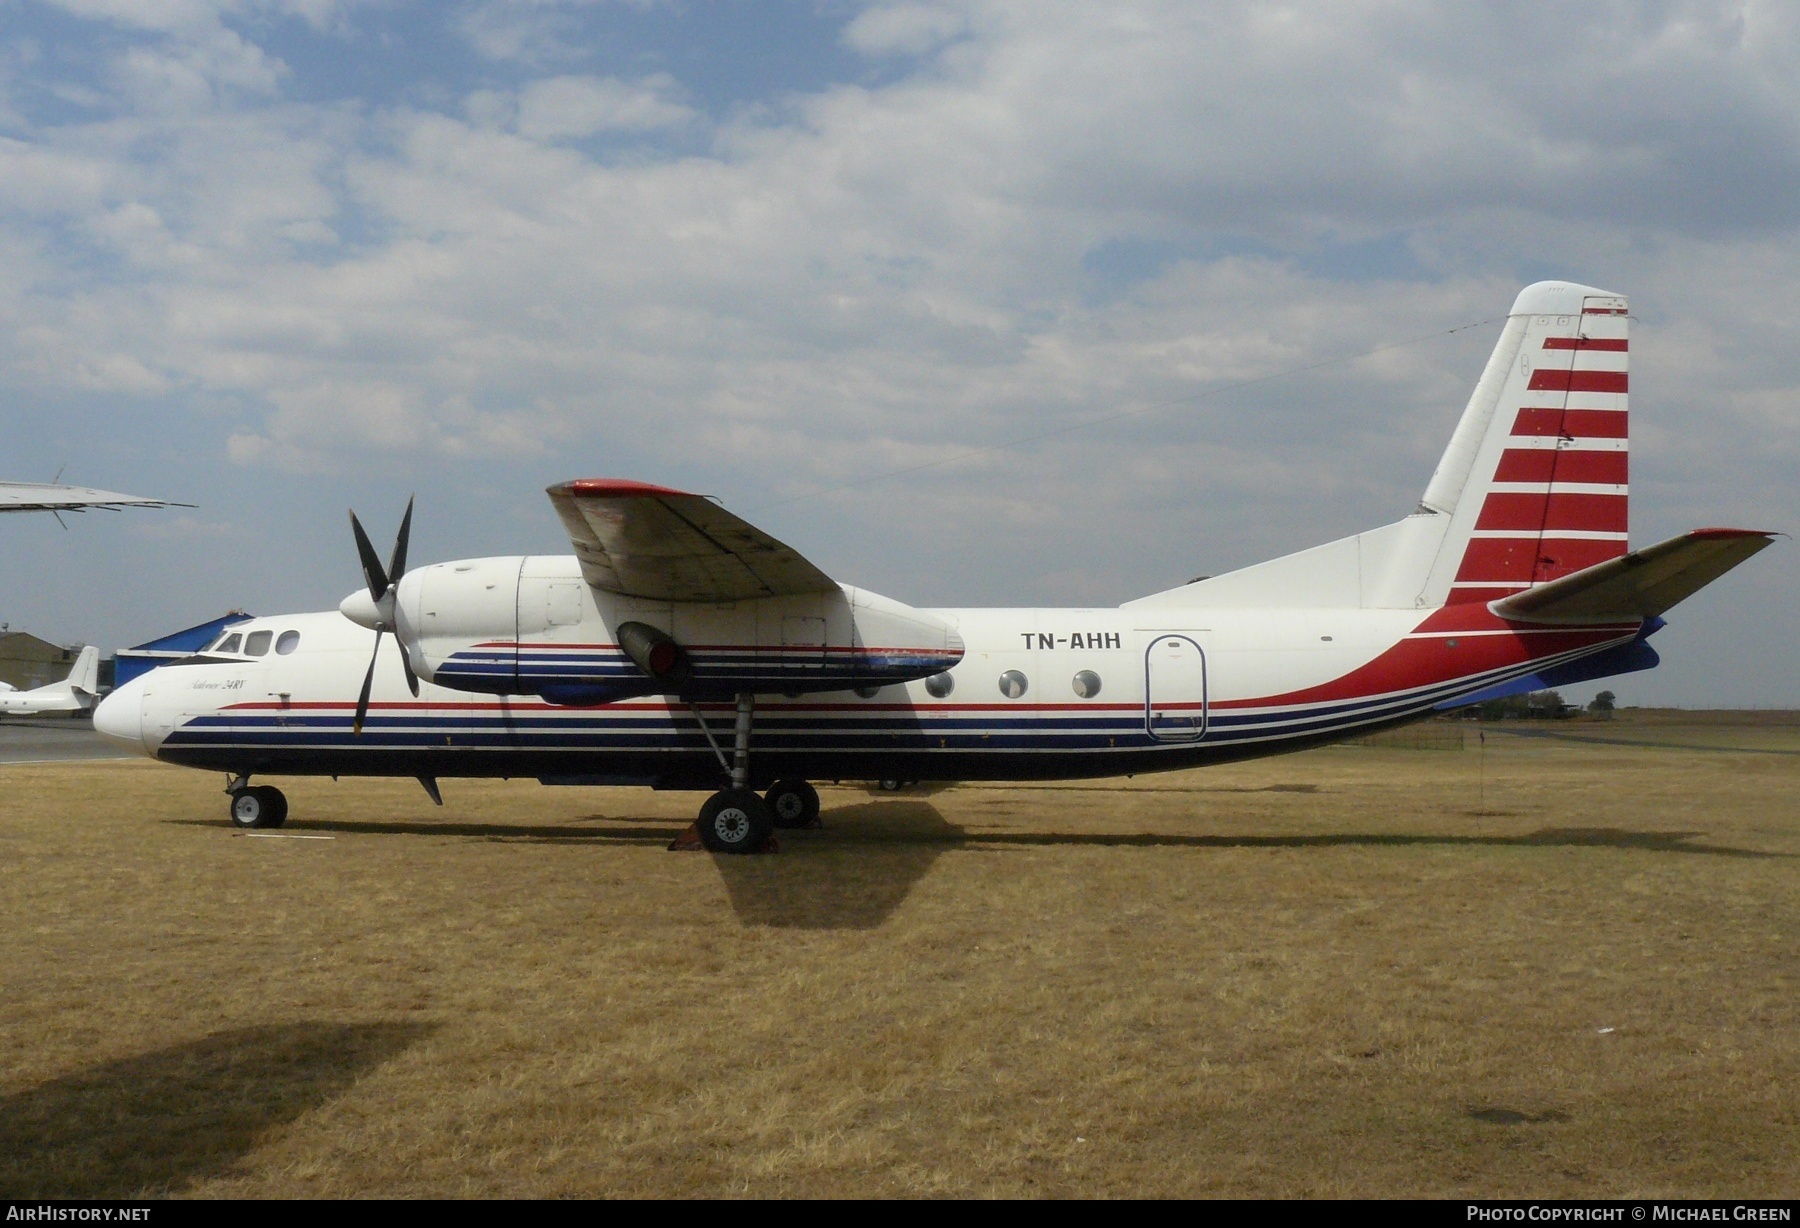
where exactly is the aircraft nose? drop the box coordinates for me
[92,679,147,755]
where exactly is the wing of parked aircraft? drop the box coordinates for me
[546,479,837,602]
[0,481,193,513]
[1490,528,1777,626]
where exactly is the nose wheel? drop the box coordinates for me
[229,785,288,829]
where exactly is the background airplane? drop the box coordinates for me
[93,282,1775,851]
[0,646,100,716]
[0,482,192,515]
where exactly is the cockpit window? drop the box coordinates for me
[244,630,272,656]
[276,630,300,655]
[216,633,243,654]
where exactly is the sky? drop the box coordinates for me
[0,0,1794,707]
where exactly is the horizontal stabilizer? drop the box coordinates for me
[1490,529,1776,626]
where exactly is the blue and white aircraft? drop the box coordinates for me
[93,282,1775,851]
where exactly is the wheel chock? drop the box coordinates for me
[665,823,781,853]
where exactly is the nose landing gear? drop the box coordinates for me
[228,781,288,829]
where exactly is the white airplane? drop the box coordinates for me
[0,646,100,716]
[93,282,1775,849]
[0,482,191,514]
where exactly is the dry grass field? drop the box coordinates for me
[2,714,1797,1198]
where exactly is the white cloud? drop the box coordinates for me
[1,1,1797,700]
[843,1,972,57]
[513,73,694,139]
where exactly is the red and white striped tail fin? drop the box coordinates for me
[1418,281,1630,608]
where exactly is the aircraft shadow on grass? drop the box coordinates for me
[708,801,969,930]
[0,1020,433,1199]
[929,824,1787,859]
[167,804,1784,935]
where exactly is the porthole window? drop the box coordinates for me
[276,631,301,655]
[244,630,272,656]
[1072,669,1101,699]
[854,684,880,698]
[924,672,954,699]
[998,669,1028,699]
[217,633,242,654]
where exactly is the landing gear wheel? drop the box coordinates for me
[229,785,287,829]
[766,779,820,829]
[697,788,774,854]
[876,778,911,793]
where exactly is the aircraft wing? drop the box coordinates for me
[1490,528,1777,626]
[0,482,193,513]
[546,479,838,602]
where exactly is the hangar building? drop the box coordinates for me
[113,611,254,688]
[0,630,81,691]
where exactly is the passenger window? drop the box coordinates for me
[244,630,273,656]
[924,672,954,699]
[854,685,880,699]
[1072,670,1101,699]
[217,633,243,654]
[998,669,1028,699]
[276,631,300,655]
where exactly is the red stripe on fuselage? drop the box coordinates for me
[1210,620,1632,709]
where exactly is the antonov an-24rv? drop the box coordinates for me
[94,282,1775,852]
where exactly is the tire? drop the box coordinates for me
[876,778,910,793]
[765,779,820,829]
[696,788,774,853]
[230,786,288,830]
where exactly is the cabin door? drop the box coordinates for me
[1140,631,1207,742]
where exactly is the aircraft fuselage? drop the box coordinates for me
[96,561,1636,788]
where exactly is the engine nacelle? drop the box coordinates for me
[381,555,963,702]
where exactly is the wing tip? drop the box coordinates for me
[1689,527,1781,540]
[547,478,695,500]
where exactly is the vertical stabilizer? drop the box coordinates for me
[67,645,99,697]
[1418,281,1629,606]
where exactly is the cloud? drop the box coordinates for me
[1,1,1796,700]
[513,74,695,139]
[843,2,972,57]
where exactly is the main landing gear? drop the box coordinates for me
[226,774,288,829]
[678,694,820,853]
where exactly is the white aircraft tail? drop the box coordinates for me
[1127,280,1629,611]
[0,645,101,714]
[66,645,100,698]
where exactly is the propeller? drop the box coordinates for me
[345,496,419,735]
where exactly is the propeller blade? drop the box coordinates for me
[399,638,420,697]
[352,631,382,735]
[387,496,415,587]
[349,509,390,601]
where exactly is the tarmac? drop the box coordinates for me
[0,717,130,764]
